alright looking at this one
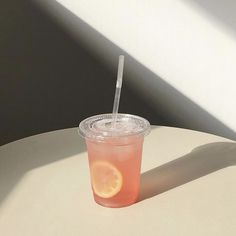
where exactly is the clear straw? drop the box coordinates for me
[112,55,125,127]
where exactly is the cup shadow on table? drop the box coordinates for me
[139,142,236,201]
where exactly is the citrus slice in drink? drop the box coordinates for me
[91,161,123,198]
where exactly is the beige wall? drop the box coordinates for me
[0,0,161,145]
[43,0,236,140]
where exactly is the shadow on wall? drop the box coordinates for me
[0,0,162,145]
[183,0,236,36]
[34,0,236,141]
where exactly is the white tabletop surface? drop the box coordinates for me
[0,126,235,235]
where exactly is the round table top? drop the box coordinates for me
[0,126,235,235]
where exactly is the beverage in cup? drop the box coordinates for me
[79,55,150,207]
[79,113,150,207]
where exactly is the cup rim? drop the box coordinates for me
[78,113,151,142]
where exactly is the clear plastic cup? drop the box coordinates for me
[79,113,150,208]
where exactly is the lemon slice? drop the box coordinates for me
[90,161,123,198]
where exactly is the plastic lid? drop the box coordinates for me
[79,113,150,141]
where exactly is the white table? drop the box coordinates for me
[0,126,235,235]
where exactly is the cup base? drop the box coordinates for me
[94,198,138,208]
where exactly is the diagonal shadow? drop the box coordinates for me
[139,142,236,201]
[33,0,236,141]
[0,0,161,209]
[0,128,86,206]
[183,0,236,36]
[1,0,236,209]
[0,0,161,146]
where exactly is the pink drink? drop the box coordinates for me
[86,136,143,207]
[79,114,150,208]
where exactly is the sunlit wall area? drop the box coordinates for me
[35,0,236,140]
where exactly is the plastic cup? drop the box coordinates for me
[79,113,150,208]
